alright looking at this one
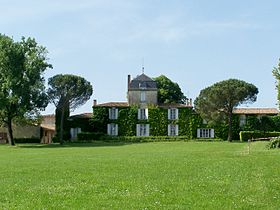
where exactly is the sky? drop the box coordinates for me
[1,0,280,115]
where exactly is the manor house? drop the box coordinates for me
[93,73,213,138]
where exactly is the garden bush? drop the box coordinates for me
[267,137,280,149]
[77,132,104,141]
[14,138,41,143]
[239,131,280,142]
[76,133,222,143]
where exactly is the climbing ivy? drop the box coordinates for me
[91,105,203,138]
[90,107,109,134]
[178,108,202,139]
[148,106,168,136]
[117,106,137,136]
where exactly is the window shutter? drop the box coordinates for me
[136,124,140,136]
[107,124,111,135]
[115,124,119,136]
[175,109,179,120]
[197,129,200,138]
[109,108,112,119]
[211,129,214,138]
[175,125,179,136]
[168,124,171,136]
[146,124,150,136]
[168,109,171,120]
[137,109,141,120]
[115,108,118,119]
[70,128,74,139]
[145,109,149,119]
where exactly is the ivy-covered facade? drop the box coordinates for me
[92,73,214,139]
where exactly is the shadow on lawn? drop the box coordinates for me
[17,141,134,149]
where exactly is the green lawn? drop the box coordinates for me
[0,141,280,209]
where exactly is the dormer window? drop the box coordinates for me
[139,82,147,89]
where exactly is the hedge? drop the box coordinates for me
[14,138,41,143]
[267,137,280,149]
[76,132,222,142]
[239,131,280,142]
[77,132,104,141]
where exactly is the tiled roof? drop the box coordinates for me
[94,102,129,107]
[233,108,279,115]
[158,103,193,108]
[94,102,192,108]
[69,113,93,119]
[129,73,157,90]
[41,124,55,131]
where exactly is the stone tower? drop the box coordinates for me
[127,73,158,106]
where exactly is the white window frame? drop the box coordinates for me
[107,123,118,136]
[136,124,150,136]
[197,128,214,138]
[109,107,118,120]
[138,108,148,120]
[168,108,179,120]
[168,124,179,136]
[70,127,82,139]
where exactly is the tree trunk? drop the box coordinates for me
[59,106,65,145]
[6,118,15,146]
[227,111,233,142]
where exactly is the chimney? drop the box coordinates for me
[93,99,97,106]
[127,75,131,91]
[190,98,192,106]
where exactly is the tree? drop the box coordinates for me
[194,79,258,141]
[0,34,52,145]
[48,74,93,144]
[153,75,186,104]
[272,59,280,109]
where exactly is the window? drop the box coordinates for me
[109,107,118,120]
[168,124,179,136]
[138,108,148,120]
[0,132,7,140]
[140,91,146,102]
[70,128,81,139]
[107,124,118,136]
[239,115,246,127]
[168,108,178,120]
[136,124,150,136]
[197,128,214,138]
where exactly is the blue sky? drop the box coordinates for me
[1,0,280,114]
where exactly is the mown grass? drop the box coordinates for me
[0,141,279,209]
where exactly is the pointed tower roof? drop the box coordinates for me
[128,73,157,90]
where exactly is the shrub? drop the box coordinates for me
[77,132,104,141]
[267,137,280,149]
[76,133,222,143]
[52,136,59,143]
[239,131,280,142]
[14,138,41,143]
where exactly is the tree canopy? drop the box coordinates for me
[194,79,258,141]
[48,74,93,144]
[153,75,186,104]
[0,34,52,145]
[272,59,280,109]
